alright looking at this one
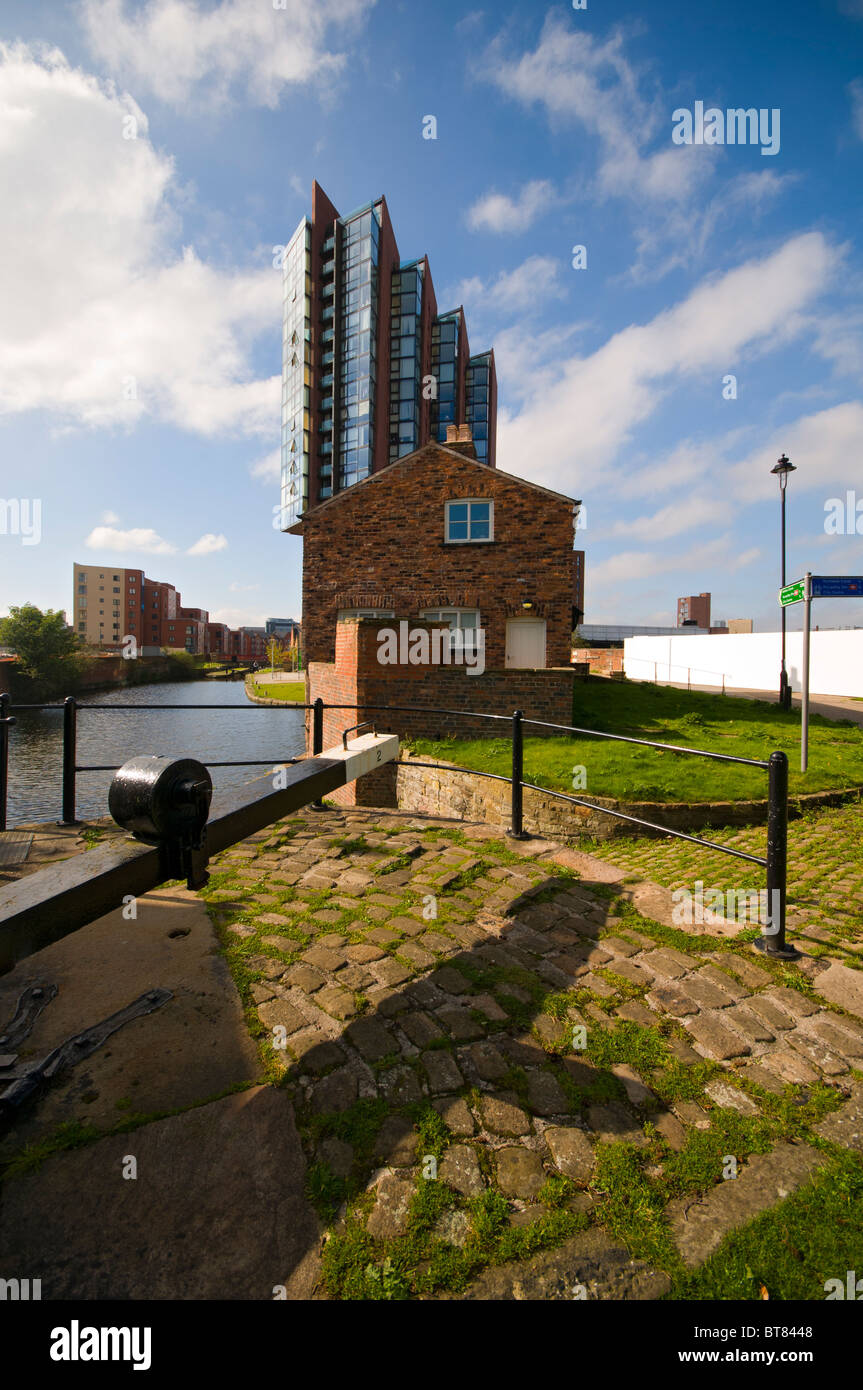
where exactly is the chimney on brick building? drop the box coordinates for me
[444,422,478,460]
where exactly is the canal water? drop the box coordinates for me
[5,681,307,825]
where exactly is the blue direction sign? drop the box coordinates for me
[811,575,863,598]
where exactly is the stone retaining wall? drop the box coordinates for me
[395,752,862,842]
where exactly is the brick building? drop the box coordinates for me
[289,427,581,803]
[73,564,269,660]
[205,623,268,662]
[279,181,497,529]
[678,592,711,628]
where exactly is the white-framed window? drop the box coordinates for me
[445,499,493,543]
[337,608,396,621]
[419,608,480,634]
[419,609,481,655]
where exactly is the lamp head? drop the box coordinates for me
[771,453,796,491]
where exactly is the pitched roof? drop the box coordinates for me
[286,441,576,533]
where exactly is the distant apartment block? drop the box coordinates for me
[279,180,497,529]
[265,617,301,641]
[72,564,269,660]
[727,618,754,633]
[678,592,711,628]
[573,549,585,628]
[205,623,268,662]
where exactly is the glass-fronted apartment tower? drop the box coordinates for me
[280,182,497,530]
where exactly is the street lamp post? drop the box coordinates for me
[771,453,796,711]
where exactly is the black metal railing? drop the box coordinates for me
[0,691,796,957]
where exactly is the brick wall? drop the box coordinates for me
[308,619,576,807]
[306,621,362,809]
[572,646,624,676]
[295,442,577,671]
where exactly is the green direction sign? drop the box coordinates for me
[779,579,806,606]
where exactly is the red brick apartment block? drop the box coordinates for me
[678,592,711,628]
[291,433,582,805]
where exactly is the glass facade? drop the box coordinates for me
[336,202,381,492]
[389,261,423,463]
[465,352,492,464]
[280,217,311,529]
[279,185,497,528]
[430,311,460,442]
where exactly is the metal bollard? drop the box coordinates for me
[61,695,79,826]
[756,750,800,960]
[311,696,326,810]
[0,693,15,833]
[109,755,212,890]
[508,709,527,839]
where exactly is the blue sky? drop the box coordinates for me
[0,0,861,634]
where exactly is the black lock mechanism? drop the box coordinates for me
[108,756,212,890]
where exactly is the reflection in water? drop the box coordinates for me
[6,682,306,825]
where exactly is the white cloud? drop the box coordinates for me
[85,525,176,554]
[489,327,576,408]
[498,232,842,496]
[467,180,555,235]
[585,535,761,625]
[101,510,121,524]
[80,0,376,110]
[449,256,562,323]
[804,306,863,379]
[724,400,863,502]
[479,17,797,281]
[0,43,280,436]
[250,449,281,482]
[209,605,266,627]
[608,495,732,542]
[625,168,795,283]
[582,400,863,623]
[482,18,709,209]
[621,440,728,501]
[588,535,736,591]
[187,532,228,555]
[455,11,485,33]
[228,581,260,592]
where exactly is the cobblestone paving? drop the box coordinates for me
[202,807,863,1300]
[581,801,863,960]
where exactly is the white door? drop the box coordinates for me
[505,619,547,668]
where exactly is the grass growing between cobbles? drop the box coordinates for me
[320,1180,590,1300]
[408,680,863,802]
[580,800,863,956]
[196,810,859,1300]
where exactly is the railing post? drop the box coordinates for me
[508,708,526,839]
[311,696,325,810]
[0,692,14,833]
[61,695,79,825]
[757,750,799,960]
